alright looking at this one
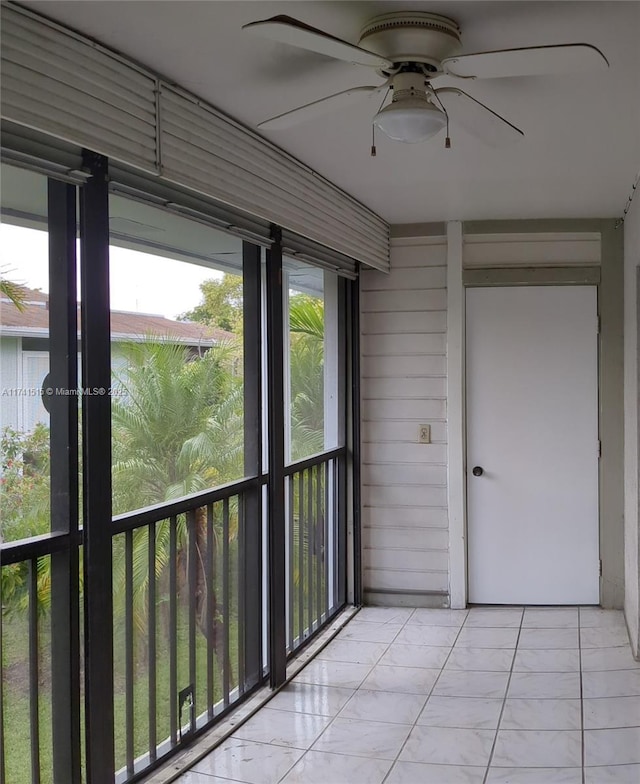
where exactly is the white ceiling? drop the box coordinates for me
[25,0,640,224]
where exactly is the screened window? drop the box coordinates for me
[108,196,246,516]
[284,260,341,464]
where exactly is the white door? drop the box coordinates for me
[466,286,600,605]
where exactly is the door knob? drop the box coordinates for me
[472,466,484,477]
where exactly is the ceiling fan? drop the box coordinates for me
[243,11,609,147]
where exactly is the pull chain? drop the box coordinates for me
[433,90,451,148]
[615,168,640,229]
[371,86,390,157]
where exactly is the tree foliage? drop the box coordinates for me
[180,273,327,458]
[0,424,50,542]
[0,268,27,312]
[288,295,325,460]
[1,287,328,620]
[111,339,243,513]
[0,425,51,609]
[289,294,324,340]
[180,274,243,333]
[110,339,243,670]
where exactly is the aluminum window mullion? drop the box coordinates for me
[241,242,264,690]
[336,279,348,607]
[48,178,82,783]
[79,150,115,784]
[349,279,363,607]
[266,228,287,688]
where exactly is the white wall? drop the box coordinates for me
[360,236,449,605]
[0,337,21,434]
[624,191,640,657]
[463,232,601,268]
[361,224,623,611]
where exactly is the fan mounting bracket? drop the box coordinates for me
[358,12,462,75]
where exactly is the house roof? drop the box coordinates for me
[0,286,234,346]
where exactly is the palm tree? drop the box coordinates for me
[287,295,328,618]
[289,294,325,460]
[111,338,244,678]
[2,294,329,668]
[0,268,27,311]
[112,339,243,509]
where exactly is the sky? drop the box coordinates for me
[1,223,222,320]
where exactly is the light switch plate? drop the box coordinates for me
[419,424,431,444]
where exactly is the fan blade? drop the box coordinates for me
[258,86,385,130]
[435,88,524,147]
[243,15,393,69]
[442,44,609,79]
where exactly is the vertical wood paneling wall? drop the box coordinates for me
[360,236,449,603]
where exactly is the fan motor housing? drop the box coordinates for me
[358,12,462,72]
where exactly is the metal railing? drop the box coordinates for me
[0,447,346,784]
[1,536,71,784]
[0,475,265,784]
[285,447,345,655]
[110,476,264,781]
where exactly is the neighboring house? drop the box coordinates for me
[0,286,233,435]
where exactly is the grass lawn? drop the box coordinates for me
[2,610,240,784]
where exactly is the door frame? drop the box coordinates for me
[447,219,624,610]
[465,283,600,605]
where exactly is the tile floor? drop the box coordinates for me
[177,606,640,784]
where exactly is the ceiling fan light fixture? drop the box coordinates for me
[373,96,446,143]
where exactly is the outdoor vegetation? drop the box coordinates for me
[1,271,328,782]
